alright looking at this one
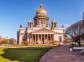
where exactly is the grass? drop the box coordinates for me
[0,47,53,62]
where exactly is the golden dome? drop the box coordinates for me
[36,4,47,16]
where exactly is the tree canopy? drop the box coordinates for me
[2,39,8,44]
[66,16,84,46]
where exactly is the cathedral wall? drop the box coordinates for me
[19,34,24,45]
[19,28,26,33]
[27,29,32,33]
[18,28,26,45]
[55,29,64,33]
[54,34,64,42]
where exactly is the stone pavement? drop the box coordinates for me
[39,45,84,62]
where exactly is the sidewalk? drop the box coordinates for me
[39,45,84,62]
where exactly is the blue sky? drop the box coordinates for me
[0,0,84,38]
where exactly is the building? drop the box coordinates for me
[9,38,16,44]
[0,36,16,44]
[0,36,8,44]
[0,36,3,43]
[17,4,65,45]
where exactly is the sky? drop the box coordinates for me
[0,0,84,39]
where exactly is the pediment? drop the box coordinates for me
[32,28,55,34]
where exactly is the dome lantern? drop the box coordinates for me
[40,4,43,8]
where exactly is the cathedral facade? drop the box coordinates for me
[17,4,65,45]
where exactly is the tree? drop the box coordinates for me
[2,39,8,44]
[63,39,71,44]
[66,19,84,46]
[50,40,59,45]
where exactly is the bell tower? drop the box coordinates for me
[51,19,57,30]
[28,19,33,28]
[34,4,49,26]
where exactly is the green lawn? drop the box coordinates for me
[0,47,52,62]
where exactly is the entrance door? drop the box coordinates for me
[59,36,62,42]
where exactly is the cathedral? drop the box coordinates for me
[17,4,65,45]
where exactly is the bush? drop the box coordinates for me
[21,41,28,45]
[50,40,59,45]
[63,40,71,44]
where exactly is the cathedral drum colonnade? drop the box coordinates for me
[17,4,65,45]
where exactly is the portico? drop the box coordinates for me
[32,34,54,44]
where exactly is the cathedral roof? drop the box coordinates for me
[36,4,47,17]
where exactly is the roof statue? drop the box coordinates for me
[52,19,56,23]
[28,19,32,23]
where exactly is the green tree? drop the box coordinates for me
[2,39,8,44]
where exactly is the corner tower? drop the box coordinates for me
[34,4,49,26]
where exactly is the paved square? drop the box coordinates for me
[39,45,84,62]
